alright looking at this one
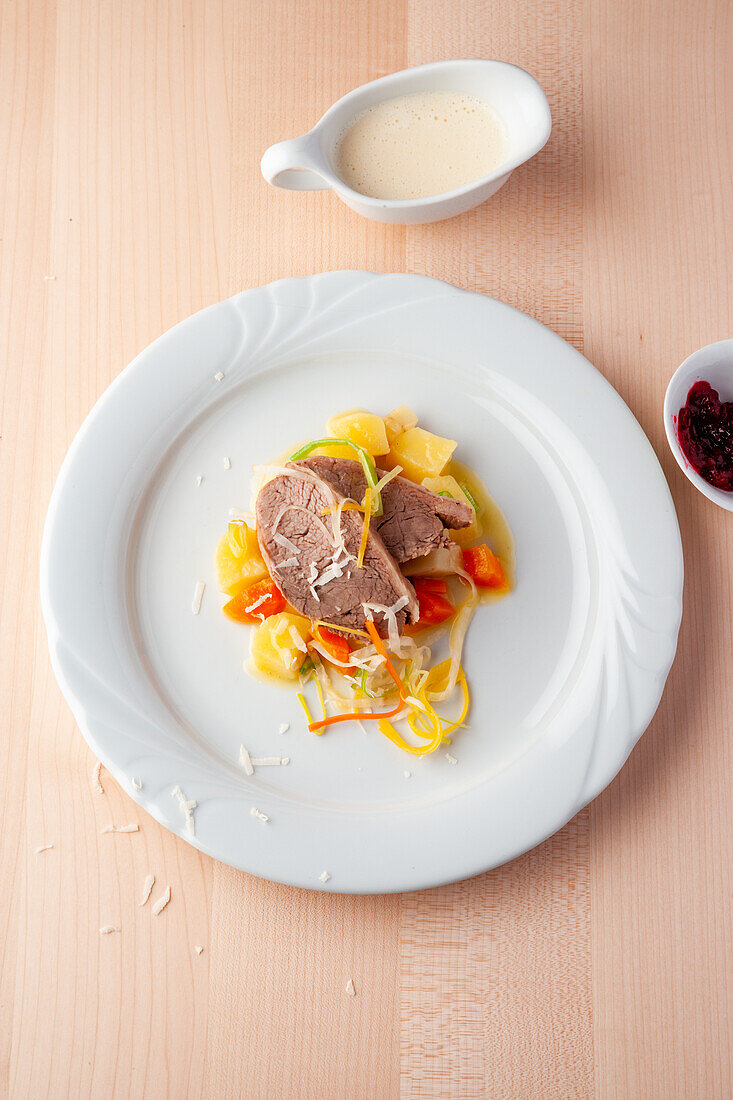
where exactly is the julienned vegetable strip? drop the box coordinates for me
[289,438,383,516]
[356,488,372,568]
[305,619,408,733]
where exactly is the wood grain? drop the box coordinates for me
[1,0,731,1097]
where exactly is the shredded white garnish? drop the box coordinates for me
[278,556,299,568]
[373,465,402,494]
[273,532,300,555]
[278,723,290,735]
[93,760,104,794]
[238,745,254,776]
[194,945,204,955]
[44,274,57,280]
[308,585,321,603]
[132,776,142,791]
[288,626,307,653]
[152,885,172,916]
[445,752,458,765]
[250,807,269,822]
[319,870,331,883]
[404,771,412,779]
[35,843,53,853]
[363,597,409,655]
[195,474,203,487]
[172,785,197,836]
[251,756,289,766]
[223,456,231,470]
[191,580,206,615]
[244,593,269,615]
[346,979,356,997]
[101,824,139,834]
[99,925,120,935]
[214,371,224,381]
[138,874,155,906]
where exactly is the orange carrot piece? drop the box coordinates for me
[313,625,354,670]
[462,544,507,589]
[222,578,286,623]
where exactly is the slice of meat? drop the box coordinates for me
[255,469,418,635]
[290,457,473,563]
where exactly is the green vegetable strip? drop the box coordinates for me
[459,482,481,513]
[288,438,383,516]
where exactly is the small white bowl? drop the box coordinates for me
[663,338,733,512]
[260,60,551,225]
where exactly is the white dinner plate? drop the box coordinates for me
[41,272,683,893]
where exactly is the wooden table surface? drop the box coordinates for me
[2,1,732,1097]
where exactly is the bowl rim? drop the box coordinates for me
[663,337,733,512]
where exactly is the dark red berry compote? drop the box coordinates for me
[677,381,733,491]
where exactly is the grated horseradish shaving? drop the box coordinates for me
[250,807,269,822]
[102,823,139,834]
[278,723,290,735]
[251,757,289,766]
[194,945,204,955]
[195,475,203,487]
[214,371,224,381]
[35,843,54,853]
[99,925,120,935]
[138,874,155,906]
[273,532,300,556]
[191,580,206,615]
[223,456,231,470]
[238,745,254,776]
[132,776,143,791]
[93,761,104,794]
[172,785,197,836]
[152,885,172,916]
[346,979,356,997]
[319,870,331,883]
[444,753,458,765]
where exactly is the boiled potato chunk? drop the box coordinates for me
[422,474,480,547]
[250,612,311,680]
[384,405,419,444]
[388,427,457,482]
[326,410,389,456]
[215,529,268,596]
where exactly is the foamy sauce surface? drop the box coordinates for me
[335,91,507,200]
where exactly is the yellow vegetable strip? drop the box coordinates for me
[378,716,444,756]
[313,620,370,639]
[320,501,364,516]
[356,488,372,568]
[297,693,313,726]
[314,678,327,729]
[439,671,470,735]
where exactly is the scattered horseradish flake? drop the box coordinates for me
[138,874,156,907]
[152,885,172,916]
[172,785,197,836]
[191,580,206,615]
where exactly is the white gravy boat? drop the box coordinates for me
[261,60,551,225]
